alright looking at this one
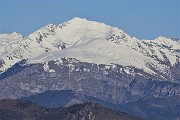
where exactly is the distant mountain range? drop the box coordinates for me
[0,17,179,120]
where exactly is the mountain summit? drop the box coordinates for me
[0,18,180,120]
[0,17,179,81]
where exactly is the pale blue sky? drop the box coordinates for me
[0,0,179,39]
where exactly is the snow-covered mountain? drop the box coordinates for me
[0,17,180,120]
[0,32,23,56]
[0,17,179,81]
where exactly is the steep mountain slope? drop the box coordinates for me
[0,17,116,72]
[0,32,23,70]
[0,58,179,120]
[0,17,179,120]
[0,32,22,52]
[0,17,179,82]
[0,99,141,120]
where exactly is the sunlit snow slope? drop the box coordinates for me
[0,17,179,81]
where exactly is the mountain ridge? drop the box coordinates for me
[0,17,179,120]
[0,17,179,80]
[0,99,142,120]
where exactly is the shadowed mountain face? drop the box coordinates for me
[22,90,87,108]
[1,58,179,100]
[0,99,142,120]
[0,99,46,120]
[0,58,179,120]
[21,90,180,120]
[121,95,180,120]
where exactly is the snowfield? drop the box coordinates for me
[0,17,179,80]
